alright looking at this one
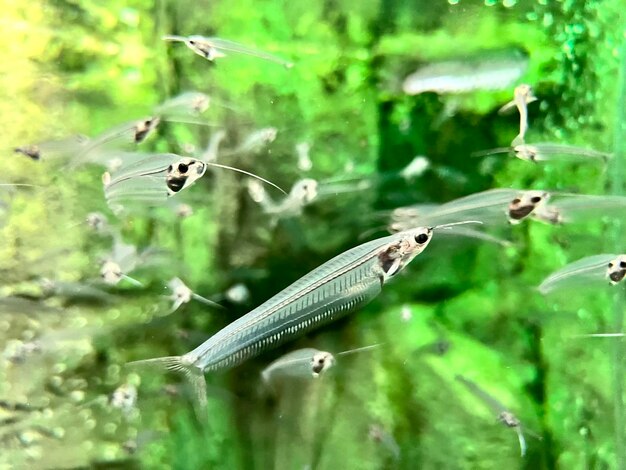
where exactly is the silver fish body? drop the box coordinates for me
[129,226,434,409]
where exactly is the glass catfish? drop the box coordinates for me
[498,83,537,145]
[162,35,294,68]
[261,343,381,386]
[129,223,473,409]
[473,141,611,163]
[538,254,626,294]
[456,375,533,457]
[103,153,286,213]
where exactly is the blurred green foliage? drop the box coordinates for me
[2,0,626,468]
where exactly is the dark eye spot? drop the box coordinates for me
[530,196,542,203]
[609,262,614,268]
[511,198,521,205]
[167,165,173,172]
[189,40,195,45]
[178,163,189,173]
[621,261,626,268]
[415,233,429,244]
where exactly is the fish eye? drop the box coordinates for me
[189,40,196,45]
[178,163,189,173]
[609,263,614,268]
[414,233,429,244]
[530,196,542,203]
[621,261,626,268]
[167,165,173,172]
[511,198,521,205]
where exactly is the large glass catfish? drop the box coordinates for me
[130,224,464,408]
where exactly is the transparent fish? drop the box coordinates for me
[538,254,624,294]
[222,127,278,157]
[456,375,532,457]
[128,222,476,410]
[498,84,537,144]
[247,178,319,219]
[166,277,222,313]
[104,153,285,213]
[99,238,147,287]
[369,424,401,461]
[110,383,138,416]
[40,278,116,305]
[13,135,90,162]
[162,35,294,68]
[531,194,626,224]
[261,344,381,385]
[473,142,611,163]
[402,49,528,95]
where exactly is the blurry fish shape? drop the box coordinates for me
[213,283,251,304]
[456,375,534,457]
[221,127,278,157]
[261,344,381,386]
[128,222,477,409]
[103,153,285,213]
[166,277,222,313]
[40,278,116,305]
[498,84,537,145]
[110,383,138,416]
[368,424,401,461]
[472,141,611,163]
[99,239,149,287]
[162,35,294,68]
[173,203,194,218]
[14,135,90,162]
[402,49,528,95]
[390,189,626,233]
[538,254,625,294]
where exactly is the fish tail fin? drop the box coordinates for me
[127,355,208,411]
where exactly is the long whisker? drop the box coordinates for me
[336,343,383,356]
[162,35,187,42]
[205,162,286,194]
[470,147,512,158]
[432,220,483,230]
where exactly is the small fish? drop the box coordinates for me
[99,238,148,287]
[538,253,625,294]
[498,84,537,144]
[247,177,319,219]
[456,375,533,457]
[402,49,528,95]
[473,142,611,163]
[103,153,285,212]
[40,278,116,304]
[222,127,278,157]
[162,35,294,68]
[368,424,401,461]
[14,135,90,162]
[261,344,381,385]
[129,223,475,409]
[110,383,138,416]
[166,277,222,313]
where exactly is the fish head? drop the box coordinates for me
[100,260,123,285]
[14,145,41,160]
[378,226,433,279]
[168,277,193,303]
[165,158,207,195]
[134,117,160,143]
[498,411,520,428]
[607,255,626,285]
[86,212,108,231]
[311,351,335,376]
[291,178,318,205]
[507,190,549,223]
[185,36,222,60]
